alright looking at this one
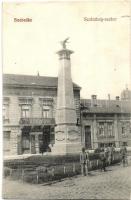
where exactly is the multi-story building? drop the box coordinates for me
[3,74,81,155]
[80,92,131,149]
[3,73,131,156]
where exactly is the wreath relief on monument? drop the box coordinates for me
[55,131,65,141]
[67,130,79,141]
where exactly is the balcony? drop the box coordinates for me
[19,118,55,126]
[97,134,115,139]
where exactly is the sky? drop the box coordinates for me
[2,1,131,99]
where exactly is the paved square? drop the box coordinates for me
[3,164,131,199]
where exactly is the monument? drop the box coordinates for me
[52,38,82,154]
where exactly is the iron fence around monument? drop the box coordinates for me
[4,151,121,184]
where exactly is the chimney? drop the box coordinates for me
[108,94,110,100]
[91,95,97,106]
[116,96,120,108]
[91,95,97,100]
[116,96,120,101]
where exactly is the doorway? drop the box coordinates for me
[85,126,91,149]
[22,132,30,154]
[39,126,51,153]
[21,126,31,154]
[30,135,36,154]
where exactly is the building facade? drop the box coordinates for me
[3,73,131,156]
[3,74,81,155]
[80,94,131,149]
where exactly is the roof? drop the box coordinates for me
[3,74,81,89]
[81,99,131,114]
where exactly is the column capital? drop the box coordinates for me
[56,49,74,60]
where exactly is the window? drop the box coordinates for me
[3,105,9,120]
[98,122,104,136]
[19,97,33,118]
[21,105,30,118]
[22,134,30,150]
[107,123,114,136]
[98,143,104,148]
[39,98,53,118]
[122,126,126,136]
[3,131,10,153]
[3,97,10,120]
[123,142,127,146]
[42,106,50,118]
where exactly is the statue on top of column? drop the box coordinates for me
[60,37,70,49]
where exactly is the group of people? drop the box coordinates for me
[80,144,128,176]
[99,145,115,171]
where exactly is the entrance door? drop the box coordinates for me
[31,135,36,154]
[43,126,50,150]
[39,126,51,153]
[85,126,91,149]
[21,126,31,154]
[22,132,30,154]
[4,131,10,155]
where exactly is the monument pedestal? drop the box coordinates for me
[52,125,82,155]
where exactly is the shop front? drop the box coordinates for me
[20,125,55,154]
[19,118,55,154]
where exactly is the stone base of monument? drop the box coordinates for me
[51,143,82,155]
[51,125,82,155]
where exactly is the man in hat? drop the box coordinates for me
[120,144,128,167]
[80,147,88,176]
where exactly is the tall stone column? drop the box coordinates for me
[52,41,82,154]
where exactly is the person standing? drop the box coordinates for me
[108,146,112,165]
[120,144,127,167]
[111,144,115,164]
[100,148,106,172]
[80,147,88,176]
[86,149,90,175]
[104,145,109,167]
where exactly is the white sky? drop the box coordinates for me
[2,1,131,99]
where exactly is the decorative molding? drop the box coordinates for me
[18,97,33,105]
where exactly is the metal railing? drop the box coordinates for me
[19,118,55,126]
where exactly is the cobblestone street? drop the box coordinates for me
[3,164,131,200]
